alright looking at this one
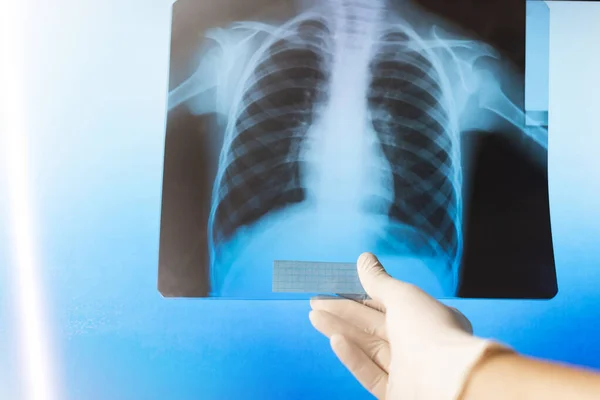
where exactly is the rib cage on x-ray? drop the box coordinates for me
[207,2,464,288]
[212,18,331,248]
[366,29,461,280]
[166,0,547,295]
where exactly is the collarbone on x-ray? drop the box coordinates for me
[167,0,548,297]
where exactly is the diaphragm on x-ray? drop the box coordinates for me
[158,0,557,299]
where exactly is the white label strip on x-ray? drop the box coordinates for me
[272,260,367,294]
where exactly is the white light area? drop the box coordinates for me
[1,2,60,400]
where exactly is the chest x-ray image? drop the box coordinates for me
[158,0,557,299]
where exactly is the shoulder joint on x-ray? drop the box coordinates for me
[170,12,334,117]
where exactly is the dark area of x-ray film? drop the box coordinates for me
[158,0,557,299]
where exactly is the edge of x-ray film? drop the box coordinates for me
[272,260,367,295]
[158,0,557,300]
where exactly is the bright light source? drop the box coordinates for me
[1,2,60,400]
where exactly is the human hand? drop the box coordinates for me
[309,252,512,400]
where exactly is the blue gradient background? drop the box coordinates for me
[1,1,600,399]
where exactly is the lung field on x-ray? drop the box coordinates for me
[211,19,332,250]
[365,30,461,283]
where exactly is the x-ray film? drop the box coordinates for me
[158,0,557,299]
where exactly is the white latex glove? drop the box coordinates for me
[309,252,512,400]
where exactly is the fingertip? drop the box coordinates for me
[357,252,386,276]
[330,333,348,350]
[356,253,406,307]
[310,295,338,310]
[309,298,329,312]
[309,309,330,328]
[357,252,378,270]
[357,252,389,287]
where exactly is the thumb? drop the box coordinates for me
[357,252,399,305]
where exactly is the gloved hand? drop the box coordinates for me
[309,252,513,400]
